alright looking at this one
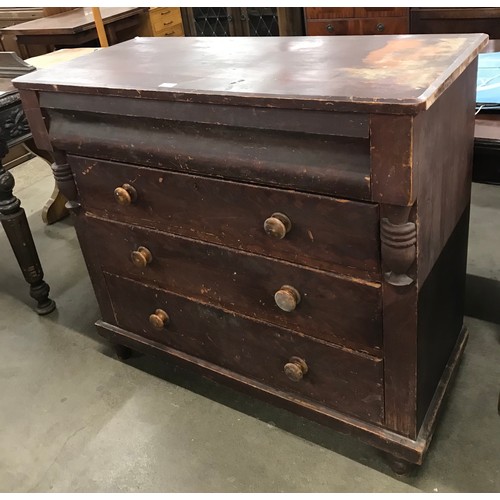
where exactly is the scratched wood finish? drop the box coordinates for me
[71,156,381,279]
[13,35,484,470]
[13,35,488,114]
[51,112,371,201]
[83,215,383,353]
[306,18,408,37]
[413,62,477,284]
[370,115,414,206]
[39,91,370,138]
[104,272,385,424]
[416,207,469,428]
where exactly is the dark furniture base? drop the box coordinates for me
[97,322,467,469]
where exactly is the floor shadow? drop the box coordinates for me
[465,274,500,325]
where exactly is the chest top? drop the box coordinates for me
[13,34,487,114]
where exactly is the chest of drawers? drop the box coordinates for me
[14,34,487,473]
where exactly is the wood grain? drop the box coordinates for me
[49,111,372,201]
[13,34,488,114]
[414,61,477,284]
[82,215,383,353]
[370,114,414,206]
[70,156,381,280]
[104,272,385,424]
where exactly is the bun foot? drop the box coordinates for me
[114,344,133,360]
[385,454,416,475]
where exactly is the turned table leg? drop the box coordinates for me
[0,141,56,315]
[24,138,69,225]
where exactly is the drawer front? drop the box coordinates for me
[306,20,352,36]
[83,216,383,353]
[149,7,182,25]
[104,272,385,424]
[71,156,381,280]
[307,17,408,36]
[152,14,182,34]
[358,17,408,35]
[154,23,184,37]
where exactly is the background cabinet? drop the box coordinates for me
[181,7,303,37]
[305,8,409,36]
[410,8,500,39]
[138,7,184,37]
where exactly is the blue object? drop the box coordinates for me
[476,52,500,109]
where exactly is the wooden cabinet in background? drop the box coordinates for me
[138,7,184,37]
[410,8,500,39]
[181,7,303,37]
[305,8,409,36]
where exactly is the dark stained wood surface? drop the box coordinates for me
[50,112,372,201]
[370,114,414,205]
[104,272,385,424]
[83,215,383,354]
[70,156,381,280]
[410,8,500,39]
[39,91,370,138]
[414,61,477,284]
[1,7,148,35]
[306,18,408,37]
[13,32,480,468]
[417,207,469,429]
[13,34,487,114]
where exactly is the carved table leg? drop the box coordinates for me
[0,141,56,315]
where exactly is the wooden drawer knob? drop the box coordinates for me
[284,356,308,382]
[131,246,152,268]
[114,184,137,205]
[264,212,292,239]
[149,309,169,329]
[274,285,301,312]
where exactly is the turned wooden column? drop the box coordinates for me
[0,138,55,314]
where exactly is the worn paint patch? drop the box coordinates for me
[344,37,469,91]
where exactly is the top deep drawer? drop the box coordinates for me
[70,155,380,279]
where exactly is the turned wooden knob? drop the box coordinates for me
[149,309,169,329]
[131,246,152,268]
[114,184,137,205]
[274,285,301,312]
[284,356,308,382]
[264,212,292,239]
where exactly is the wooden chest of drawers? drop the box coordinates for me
[139,7,184,37]
[13,34,487,473]
[305,8,409,36]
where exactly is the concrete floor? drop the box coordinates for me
[0,157,499,492]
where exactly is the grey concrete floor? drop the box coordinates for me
[0,157,499,492]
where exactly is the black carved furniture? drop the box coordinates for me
[0,51,55,314]
[13,34,486,471]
